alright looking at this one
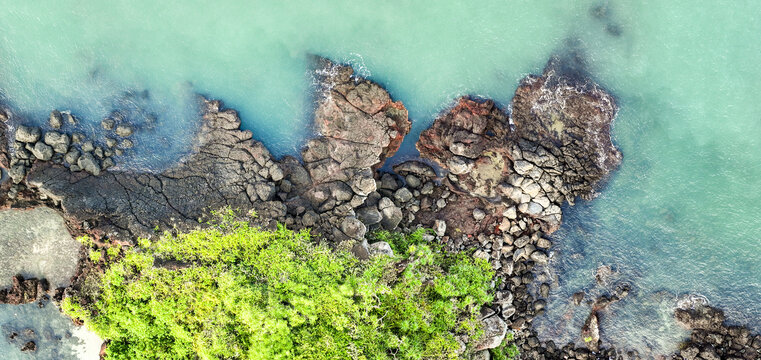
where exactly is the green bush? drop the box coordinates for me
[88,249,102,263]
[64,210,494,360]
[490,332,520,360]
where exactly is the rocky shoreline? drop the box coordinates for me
[0,56,759,359]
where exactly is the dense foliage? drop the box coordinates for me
[63,210,497,360]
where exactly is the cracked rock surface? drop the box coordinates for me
[24,99,283,240]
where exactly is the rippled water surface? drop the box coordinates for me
[1,0,761,357]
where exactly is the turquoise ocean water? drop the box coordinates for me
[1,1,761,357]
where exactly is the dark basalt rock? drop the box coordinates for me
[20,340,37,352]
[672,305,761,359]
[25,99,283,240]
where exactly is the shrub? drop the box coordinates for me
[64,211,494,359]
[490,332,520,360]
[88,249,102,263]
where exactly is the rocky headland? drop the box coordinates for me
[0,56,758,359]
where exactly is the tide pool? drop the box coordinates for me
[1,0,761,356]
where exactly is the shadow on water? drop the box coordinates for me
[589,1,623,37]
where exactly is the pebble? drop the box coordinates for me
[473,208,486,221]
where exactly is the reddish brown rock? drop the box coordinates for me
[416,60,621,234]
[418,98,512,199]
[0,275,48,305]
[581,311,601,352]
[305,57,410,187]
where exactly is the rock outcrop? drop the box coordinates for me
[418,60,620,235]
[4,55,723,360]
[277,57,410,244]
[24,99,283,240]
[2,56,409,247]
[0,275,49,305]
[673,305,761,360]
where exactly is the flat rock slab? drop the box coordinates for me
[0,207,80,288]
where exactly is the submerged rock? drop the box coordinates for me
[101,118,115,130]
[49,110,63,129]
[114,124,133,137]
[581,311,600,351]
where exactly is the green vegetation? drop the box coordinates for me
[88,249,102,263]
[64,209,495,360]
[77,234,94,248]
[105,246,121,260]
[490,332,520,360]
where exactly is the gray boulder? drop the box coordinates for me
[81,141,94,152]
[102,157,115,170]
[250,182,276,201]
[63,149,80,165]
[15,126,41,143]
[43,132,70,153]
[49,110,63,129]
[473,208,486,221]
[368,241,394,257]
[93,146,104,159]
[351,241,370,260]
[356,206,382,226]
[9,165,26,184]
[405,174,421,189]
[71,133,84,144]
[394,187,413,203]
[393,160,437,178]
[101,119,115,130]
[380,205,403,230]
[340,217,366,240]
[434,220,447,237]
[380,173,399,190]
[474,315,507,351]
[302,210,319,227]
[472,350,491,360]
[77,152,101,176]
[31,142,53,161]
[64,113,77,125]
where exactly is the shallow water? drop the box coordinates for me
[1,0,761,357]
[0,301,101,360]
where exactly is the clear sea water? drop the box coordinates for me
[1,0,760,357]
